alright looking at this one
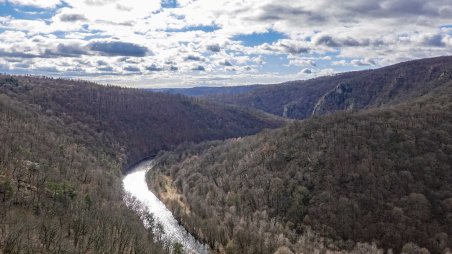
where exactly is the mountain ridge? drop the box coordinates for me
[206,56,452,119]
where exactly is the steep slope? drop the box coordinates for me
[0,75,285,169]
[0,92,167,253]
[148,81,452,253]
[207,56,452,119]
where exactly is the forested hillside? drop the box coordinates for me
[207,56,452,119]
[149,80,452,254]
[0,75,284,169]
[0,75,284,253]
[0,90,169,253]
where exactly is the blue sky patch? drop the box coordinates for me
[233,31,287,47]
[260,55,298,74]
[161,0,178,8]
[0,2,54,20]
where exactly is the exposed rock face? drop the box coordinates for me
[311,63,452,117]
[312,83,354,116]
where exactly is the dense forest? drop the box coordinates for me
[0,75,284,169]
[0,88,170,253]
[2,56,452,254]
[0,75,284,253]
[148,80,452,253]
[207,56,452,119]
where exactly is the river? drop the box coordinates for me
[123,160,210,254]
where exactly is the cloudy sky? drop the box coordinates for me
[0,0,451,87]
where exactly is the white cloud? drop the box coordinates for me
[4,0,61,8]
[287,57,317,67]
[63,0,161,23]
[1,0,452,87]
[351,58,377,66]
[333,60,348,66]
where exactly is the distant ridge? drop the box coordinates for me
[206,56,452,119]
[149,84,263,97]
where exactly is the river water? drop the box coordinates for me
[123,160,210,254]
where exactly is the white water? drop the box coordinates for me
[123,160,209,254]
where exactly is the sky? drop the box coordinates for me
[0,0,451,88]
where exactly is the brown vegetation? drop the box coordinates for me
[0,91,167,253]
[149,81,452,253]
[0,75,284,169]
[0,75,284,253]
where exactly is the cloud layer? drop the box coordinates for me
[0,0,451,87]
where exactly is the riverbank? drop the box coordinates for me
[123,160,209,254]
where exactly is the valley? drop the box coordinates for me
[0,75,283,253]
[1,56,451,254]
[1,1,452,253]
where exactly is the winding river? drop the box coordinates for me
[123,160,210,254]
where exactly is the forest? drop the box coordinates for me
[0,88,169,253]
[0,75,283,253]
[0,75,284,169]
[148,79,452,253]
[1,56,452,254]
